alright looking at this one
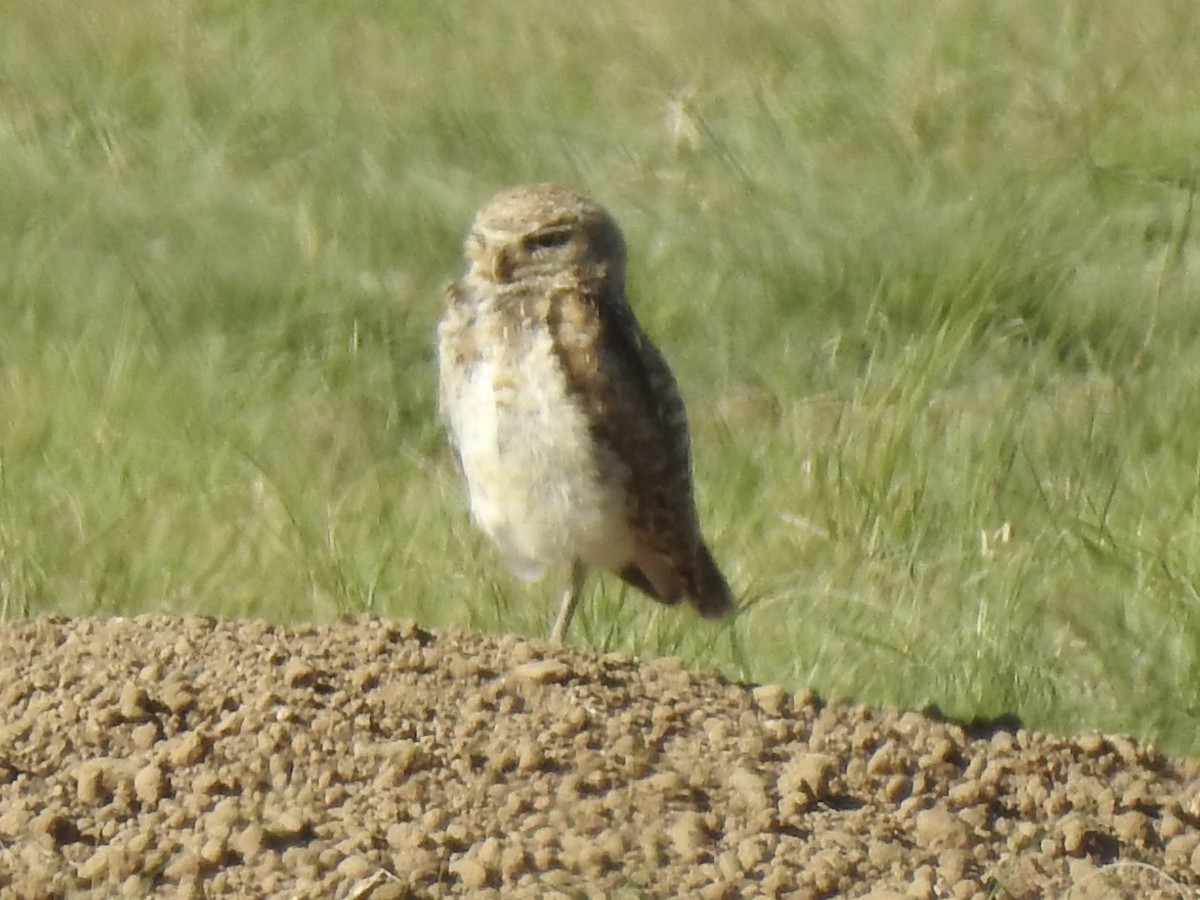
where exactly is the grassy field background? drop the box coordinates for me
[3,0,1200,754]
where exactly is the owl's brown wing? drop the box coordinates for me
[546,277,732,618]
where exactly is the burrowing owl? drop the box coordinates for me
[437,183,733,643]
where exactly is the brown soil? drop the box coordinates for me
[1,616,1198,899]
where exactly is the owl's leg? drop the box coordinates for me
[548,560,586,644]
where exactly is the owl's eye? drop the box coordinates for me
[523,227,573,253]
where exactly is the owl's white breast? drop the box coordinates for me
[438,308,633,580]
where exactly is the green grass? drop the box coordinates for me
[3,0,1200,753]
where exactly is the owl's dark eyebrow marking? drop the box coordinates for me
[523,226,573,251]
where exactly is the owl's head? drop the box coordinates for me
[463,184,627,285]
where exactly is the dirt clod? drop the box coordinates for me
[507,658,572,685]
[0,615,1196,897]
[913,807,971,850]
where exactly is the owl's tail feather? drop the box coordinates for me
[617,564,681,607]
[687,543,735,619]
[618,544,734,619]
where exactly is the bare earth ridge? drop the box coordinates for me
[1,616,1198,898]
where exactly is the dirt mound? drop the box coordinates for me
[1,616,1197,898]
